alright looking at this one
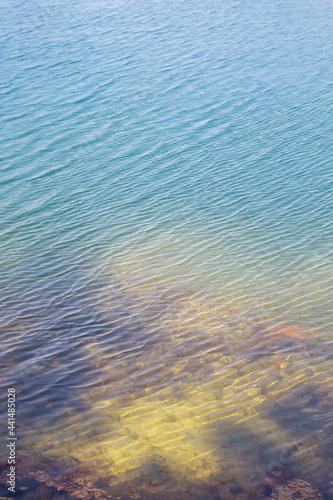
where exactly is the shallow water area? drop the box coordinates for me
[3,272,333,498]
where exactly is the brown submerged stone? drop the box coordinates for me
[0,457,106,500]
[263,465,323,500]
[30,469,106,500]
[267,325,316,340]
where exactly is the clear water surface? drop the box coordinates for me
[0,0,332,498]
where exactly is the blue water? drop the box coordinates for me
[1,0,333,497]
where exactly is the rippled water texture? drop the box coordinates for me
[1,0,333,498]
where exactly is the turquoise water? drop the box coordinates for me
[1,0,333,498]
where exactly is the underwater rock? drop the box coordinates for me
[30,469,106,500]
[263,465,323,500]
[0,457,107,500]
[267,325,316,340]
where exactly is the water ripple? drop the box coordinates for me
[1,0,333,497]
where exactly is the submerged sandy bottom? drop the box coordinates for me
[6,262,330,499]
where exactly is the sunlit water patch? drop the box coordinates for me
[2,271,332,498]
[0,0,333,497]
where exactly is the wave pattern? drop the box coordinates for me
[0,0,333,497]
